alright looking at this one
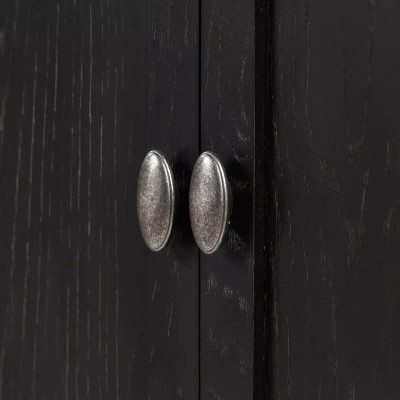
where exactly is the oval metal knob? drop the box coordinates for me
[137,150,176,251]
[189,152,232,254]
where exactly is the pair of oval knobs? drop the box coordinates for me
[137,150,232,254]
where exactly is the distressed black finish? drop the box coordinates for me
[144,0,200,397]
[1,0,400,399]
[268,0,400,399]
[200,1,261,399]
[0,0,199,399]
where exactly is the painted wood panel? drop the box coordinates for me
[0,1,199,399]
[200,1,267,399]
[268,1,400,398]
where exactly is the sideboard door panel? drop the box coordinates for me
[199,2,263,399]
[0,1,200,399]
[269,1,400,398]
[144,0,200,398]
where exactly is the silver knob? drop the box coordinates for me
[189,152,232,254]
[137,150,176,251]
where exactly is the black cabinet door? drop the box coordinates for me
[199,1,266,399]
[1,1,400,399]
[268,1,400,399]
[0,1,199,399]
[198,1,400,399]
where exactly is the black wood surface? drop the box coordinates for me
[268,0,400,398]
[2,1,400,399]
[200,1,267,399]
[145,0,200,398]
[0,1,199,399]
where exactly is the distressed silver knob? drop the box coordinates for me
[137,150,176,251]
[189,152,232,254]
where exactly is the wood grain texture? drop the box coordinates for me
[268,0,400,398]
[0,0,199,399]
[145,0,200,398]
[200,1,264,399]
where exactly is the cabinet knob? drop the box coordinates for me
[137,150,176,251]
[189,152,232,254]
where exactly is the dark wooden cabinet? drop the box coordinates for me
[0,1,399,399]
[269,2,400,398]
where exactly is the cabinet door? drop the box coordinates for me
[200,1,267,399]
[270,0,400,398]
[0,1,199,399]
[200,1,400,399]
